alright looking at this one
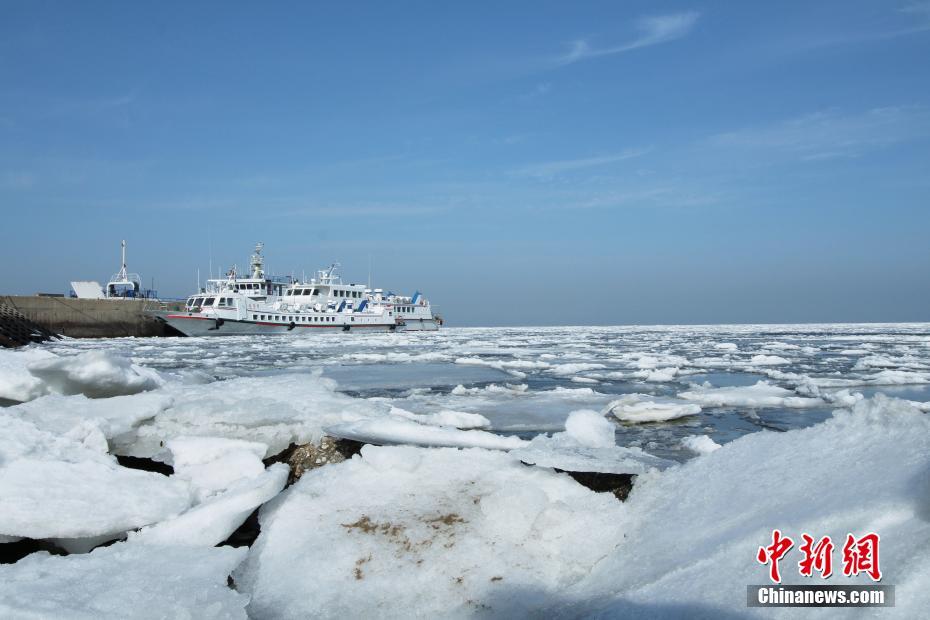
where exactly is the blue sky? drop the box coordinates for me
[1,1,929,325]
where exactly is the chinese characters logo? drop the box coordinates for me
[756,530,881,583]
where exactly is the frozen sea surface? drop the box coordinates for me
[23,323,930,460]
[3,324,930,618]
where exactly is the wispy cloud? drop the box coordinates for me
[708,106,930,161]
[783,3,930,53]
[568,186,721,209]
[0,170,37,190]
[267,203,450,218]
[512,148,650,179]
[556,12,700,66]
[901,1,930,21]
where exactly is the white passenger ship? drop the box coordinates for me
[278,263,442,332]
[158,246,441,336]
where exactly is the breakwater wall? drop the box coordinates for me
[0,296,184,339]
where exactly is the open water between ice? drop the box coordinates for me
[23,322,930,461]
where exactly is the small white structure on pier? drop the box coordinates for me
[71,240,144,299]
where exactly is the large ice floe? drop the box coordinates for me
[511,409,675,475]
[129,437,288,547]
[238,444,626,618]
[0,347,56,403]
[3,324,930,618]
[112,372,391,460]
[0,347,162,403]
[0,543,249,619]
[237,394,930,618]
[678,380,825,408]
[605,393,702,423]
[324,417,526,450]
[563,394,930,618]
[0,413,191,549]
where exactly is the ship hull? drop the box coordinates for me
[398,318,441,331]
[157,314,396,337]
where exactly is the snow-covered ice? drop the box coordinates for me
[324,417,526,450]
[127,436,288,546]
[130,463,287,547]
[114,372,391,460]
[512,411,674,475]
[0,414,192,543]
[0,347,55,403]
[238,445,626,618]
[26,349,164,399]
[678,380,825,408]
[606,393,702,423]
[679,434,721,454]
[0,542,249,619]
[388,406,491,429]
[565,394,930,618]
[4,323,930,618]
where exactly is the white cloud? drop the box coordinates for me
[708,106,930,161]
[0,171,37,190]
[557,12,700,66]
[512,149,649,179]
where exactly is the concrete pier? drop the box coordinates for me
[0,296,185,339]
[0,303,60,347]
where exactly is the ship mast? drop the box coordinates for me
[116,240,128,282]
[250,242,265,279]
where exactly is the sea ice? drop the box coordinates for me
[165,436,270,499]
[454,356,551,378]
[388,407,491,429]
[679,434,721,454]
[562,409,616,448]
[678,380,825,408]
[7,391,173,448]
[547,362,607,376]
[0,346,56,403]
[629,367,680,382]
[238,445,626,618]
[0,414,192,542]
[567,395,930,618]
[130,464,288,547]
[512,411,674,475]
[116,372,390,460]
[606,394,702,423]
[324,418,526,450]
[747,354,790,366]
[0,542,249,619]
[26,349,164,399]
